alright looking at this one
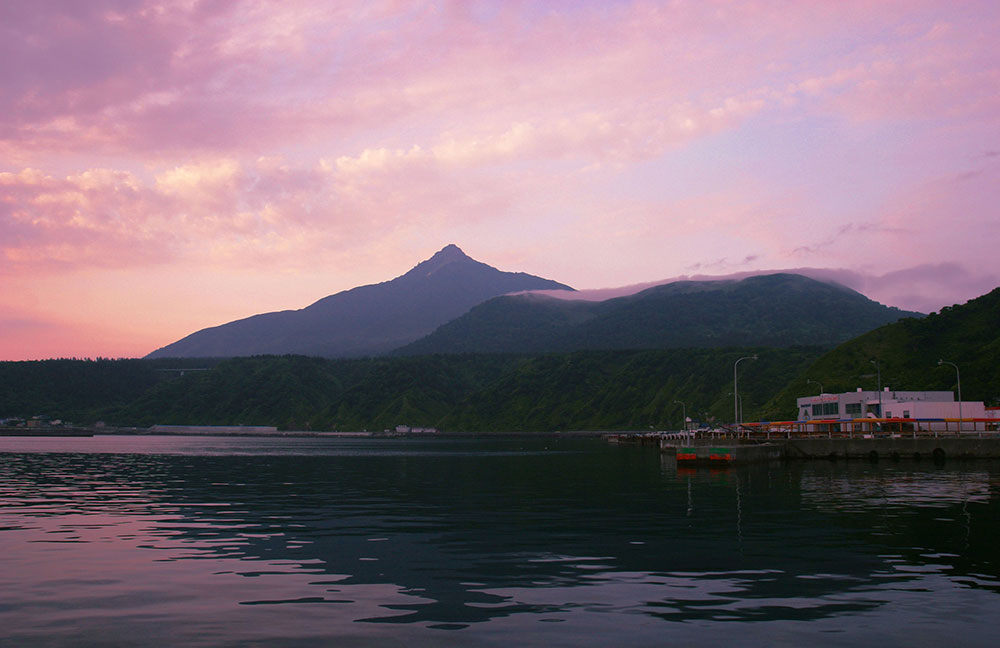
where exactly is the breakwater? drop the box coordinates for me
[0,426,93,437]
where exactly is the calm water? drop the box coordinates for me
[1,435,997,647]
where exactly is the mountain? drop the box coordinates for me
[760,285,1000,420]
[10,285,996,432]
[397,273,923,355]
[146,245,573,358]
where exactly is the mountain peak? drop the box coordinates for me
[406,244,478,277]
[147,243,571,359]
[428,243,470,264]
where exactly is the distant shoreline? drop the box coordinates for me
[104,426,615,438]
[0,425,620,439]
[1,427,93,437]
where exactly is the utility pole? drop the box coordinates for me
[870,359,882,417]
[734,354,757,431]
[938,360,966,435]
[674,400,687,434]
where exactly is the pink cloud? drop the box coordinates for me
[0,150,529,273]
[0,167,170,268]
[9,0,988,162]
[1,1,998,360]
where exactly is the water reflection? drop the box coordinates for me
[1,437,998,646]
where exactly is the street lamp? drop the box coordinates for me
[734,354,757,429]
[807,379,823,395]
[674,400,687,434]
[870,359,882,417]
[938,360,964,434]
[728,392,743,427]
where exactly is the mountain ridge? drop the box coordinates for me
[397,272,923,355]
[147,245,574,359]
[148,244,925,361]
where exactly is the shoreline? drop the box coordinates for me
[101,428,616,438]
[0,424,621,439]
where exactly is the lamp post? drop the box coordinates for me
[807,379,823,395]
[938,360,965,435]
[674,400,687,435]
[870,359,882,417]
[734,354,757,431]
[728,392,743,427]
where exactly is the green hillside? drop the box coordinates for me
[4,286,994,432]
[2,349,822,432]
[0,358,223,424]
[441,347,821,431]
[761,287,1000,420]
[398,274,922,355]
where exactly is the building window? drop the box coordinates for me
[812,402,839,417]
[903,410,910,418]
[845,403,862,416]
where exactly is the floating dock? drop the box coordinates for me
[669,440,783,464]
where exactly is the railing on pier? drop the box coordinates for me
[719,417,999,441]
[607,418,998,445]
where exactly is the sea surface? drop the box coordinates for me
[1,435,997,647]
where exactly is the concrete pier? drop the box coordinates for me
[783,437,1000,460]
[662,436,1000,463]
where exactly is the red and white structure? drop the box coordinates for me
[795,389,995,435]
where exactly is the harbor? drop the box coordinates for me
[628,386,1000,464]
[658,435,1000,464]
[608,415,1000,464]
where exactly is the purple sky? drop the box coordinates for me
[2,1,998,360]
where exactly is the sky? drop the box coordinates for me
[2,0,998,361]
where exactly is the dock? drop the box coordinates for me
[659,436,1000,464]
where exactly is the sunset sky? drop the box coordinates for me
[2,0,998,361]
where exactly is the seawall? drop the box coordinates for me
[783,437,1000,460]
[661,436,1000,463]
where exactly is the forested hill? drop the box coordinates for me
[0,358,225,424]
[398,273,923,355]
[6,287,994,432]
[761,286,1000,420]
[1,349,822,432]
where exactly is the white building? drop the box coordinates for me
[796,388,988,433]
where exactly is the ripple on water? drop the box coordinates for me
[1,438,998,646]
